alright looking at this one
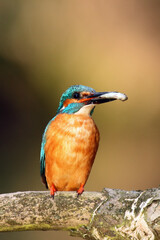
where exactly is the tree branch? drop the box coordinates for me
[0,188,160,239]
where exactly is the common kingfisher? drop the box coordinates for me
[40,85,127,197]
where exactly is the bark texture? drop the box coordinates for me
[0,188,160,240]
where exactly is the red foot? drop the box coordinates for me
[50,184,57,198]
[77,184,84,196]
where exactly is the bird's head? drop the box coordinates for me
[57,85,128,116]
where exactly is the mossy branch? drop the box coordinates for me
[0,188,160,239]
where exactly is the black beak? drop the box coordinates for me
[85,91,128,105]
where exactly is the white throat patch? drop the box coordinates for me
[75,104,95,116]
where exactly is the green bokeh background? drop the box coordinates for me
[0,1,160,240]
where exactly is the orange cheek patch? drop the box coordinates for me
[63,92,94,107]
[63,99,78,108]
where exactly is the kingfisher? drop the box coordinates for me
[40,85,127,197]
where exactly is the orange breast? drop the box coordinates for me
[45,113,99,191]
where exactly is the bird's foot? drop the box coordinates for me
[50,184,57,199]
[77,184,84,197]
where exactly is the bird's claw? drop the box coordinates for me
[77,184,84,198]
[50,184,57,199]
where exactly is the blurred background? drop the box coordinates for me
[0,0,160,239]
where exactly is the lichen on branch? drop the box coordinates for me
[0,188,160,240]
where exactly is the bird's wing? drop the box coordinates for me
[40,132,48,189]
[40,117,55,189]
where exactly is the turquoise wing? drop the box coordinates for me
[40,132,48,188]
[40,117,55,188]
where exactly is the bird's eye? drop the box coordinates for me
[73,92,80,99]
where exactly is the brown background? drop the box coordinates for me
[0,1,160,240]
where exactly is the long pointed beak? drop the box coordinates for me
[80,91,128,105]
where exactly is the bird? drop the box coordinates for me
[40,85,128,198]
